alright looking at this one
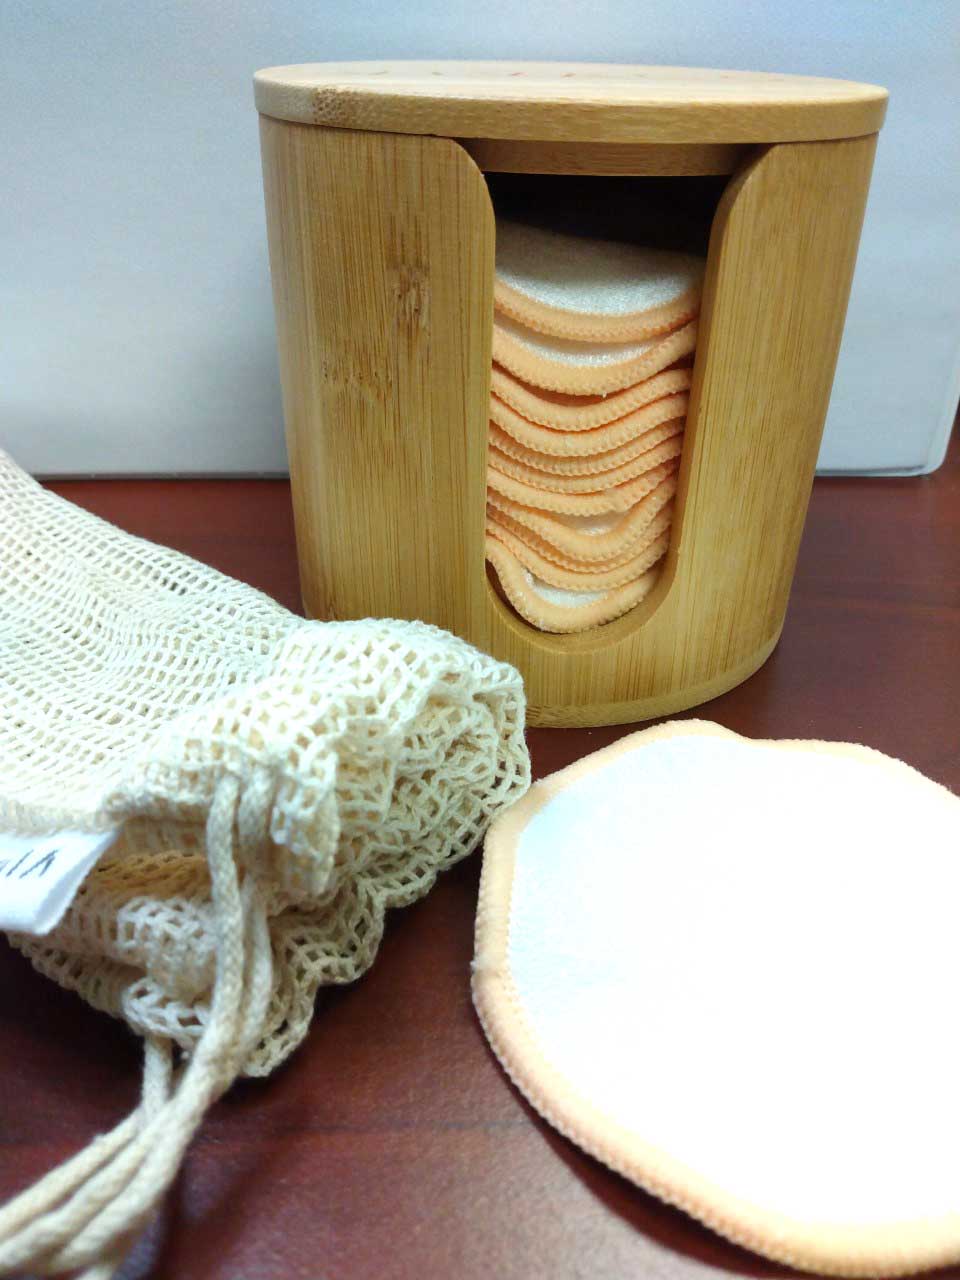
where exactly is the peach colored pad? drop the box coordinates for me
[491,391,688,456]
[486,478,675,564]
[484,537,661,633]
[495,279,700,344]
[487,519,670,591]
[487,503,674,574]
[491,318,698,395]
[487,457,678,516]
[490,364,693,432]
[494,221,702,343]
[489,418,685,473]
[474,721,960,1278]
[489,432,683,495]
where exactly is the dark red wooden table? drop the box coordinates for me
[2,435,958,1280]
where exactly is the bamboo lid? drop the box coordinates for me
[254,61,886,145]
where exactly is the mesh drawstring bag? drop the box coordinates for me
[0,448,530,1278]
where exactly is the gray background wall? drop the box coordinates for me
[2,0,957,476]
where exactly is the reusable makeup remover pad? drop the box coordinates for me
[487,516,671,589]
[490,394,688,456]
[473,721,960,1278]
[484,537,661,634]
[486,226,699,633]
[490,364,693,432]
[486,456,679,516]
[487,475,677,563]
[488,433,683,495]
[494,220,704,343]
[0,450,529,1278]
[491,315,698,396]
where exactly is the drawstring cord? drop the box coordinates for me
[0,773,273,1278]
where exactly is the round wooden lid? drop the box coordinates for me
[254,61,886,144]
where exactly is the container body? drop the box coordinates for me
[259,116,876,725]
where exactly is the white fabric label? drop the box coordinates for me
[0,830,117,935]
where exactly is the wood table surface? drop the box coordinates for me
[2,435,958,1280]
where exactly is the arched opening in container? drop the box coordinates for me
[477,163,735,645]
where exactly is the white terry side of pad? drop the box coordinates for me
[518,567,605,608]
[495,221,704,317]
[494,313,659,368]
[508,736,960,1223]
[475,723,960,1275]
[548,511,628,535]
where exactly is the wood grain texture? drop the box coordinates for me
[254,61,888,144]
[1,441,957,1279]
[458,137,748,175]
[259,117,494,634]
[263,121,877,725]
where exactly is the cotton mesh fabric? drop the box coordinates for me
[0,449,529,1072]
[0,449,529,1276]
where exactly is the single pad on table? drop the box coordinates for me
[474,721,960,1278]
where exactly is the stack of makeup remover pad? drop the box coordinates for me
[486,221,704,634]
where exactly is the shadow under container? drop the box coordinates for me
[254,62,886,727]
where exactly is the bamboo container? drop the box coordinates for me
[255,62,886,726]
